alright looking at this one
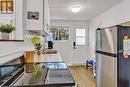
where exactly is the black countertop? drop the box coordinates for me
[0,62,75,87]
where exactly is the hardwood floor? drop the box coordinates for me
[69,66,96,87]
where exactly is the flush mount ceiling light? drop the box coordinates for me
[72,6,81,13]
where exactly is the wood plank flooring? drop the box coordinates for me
[69,66,96,87]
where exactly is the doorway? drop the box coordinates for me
[73,25,88,65]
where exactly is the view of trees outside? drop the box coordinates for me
[50,26,69,40]
[0,0,13,14]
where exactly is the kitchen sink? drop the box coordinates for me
[45,69,75,85]
[43,49,57,54]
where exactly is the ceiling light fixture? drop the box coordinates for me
[72,6,81,13]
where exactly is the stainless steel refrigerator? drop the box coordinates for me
[96,25,130,87]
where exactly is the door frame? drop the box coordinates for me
[72,25,89,65]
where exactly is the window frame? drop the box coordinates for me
[0,0,14,14]
[76,28,86,46]
[49,26,69,41]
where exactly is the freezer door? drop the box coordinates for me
[96,54,117,87]
[101,26,117,54]
[96,29,102,51]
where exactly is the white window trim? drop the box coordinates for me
[76,28,86,46]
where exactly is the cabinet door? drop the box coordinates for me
[26,0,43,30]
[15,0,25,40]
[43,0,50,32]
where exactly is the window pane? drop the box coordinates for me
[7,1,13,13]
[50,27,59,40]
[50,26,69,41]
[59,27,69,40]
[76,29,85,36]
[76,37,85,45]
[0,0,13,14]
[1,1,7,13]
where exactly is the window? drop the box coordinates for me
[50,26,69,41]
[0,0,13,14]
[76,28,86,45]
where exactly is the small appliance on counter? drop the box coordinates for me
[47,33,54,49]
[48,41,53,49]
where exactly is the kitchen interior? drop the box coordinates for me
[0,0,130,87]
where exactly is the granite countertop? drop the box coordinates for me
[0,62,75,87]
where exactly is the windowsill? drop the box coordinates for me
[53,40,69,43]
[0,14,15,17]
[0,40,24,42]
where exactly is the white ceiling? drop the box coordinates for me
[49,0,122,21]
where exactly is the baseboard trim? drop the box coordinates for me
[69,63,86,67]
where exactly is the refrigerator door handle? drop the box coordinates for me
[73,42,76,49]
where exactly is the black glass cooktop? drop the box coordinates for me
[0,62,75,87]
[0,64,23,86]
[0,64,21,78]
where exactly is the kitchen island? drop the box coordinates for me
[0,50,76,87]
[0,62,75,87]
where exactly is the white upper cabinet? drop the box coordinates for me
[26,0,44,30]
[26,0,50,32]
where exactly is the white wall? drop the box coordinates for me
[51,20,89,65]
[88,0,130,59]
